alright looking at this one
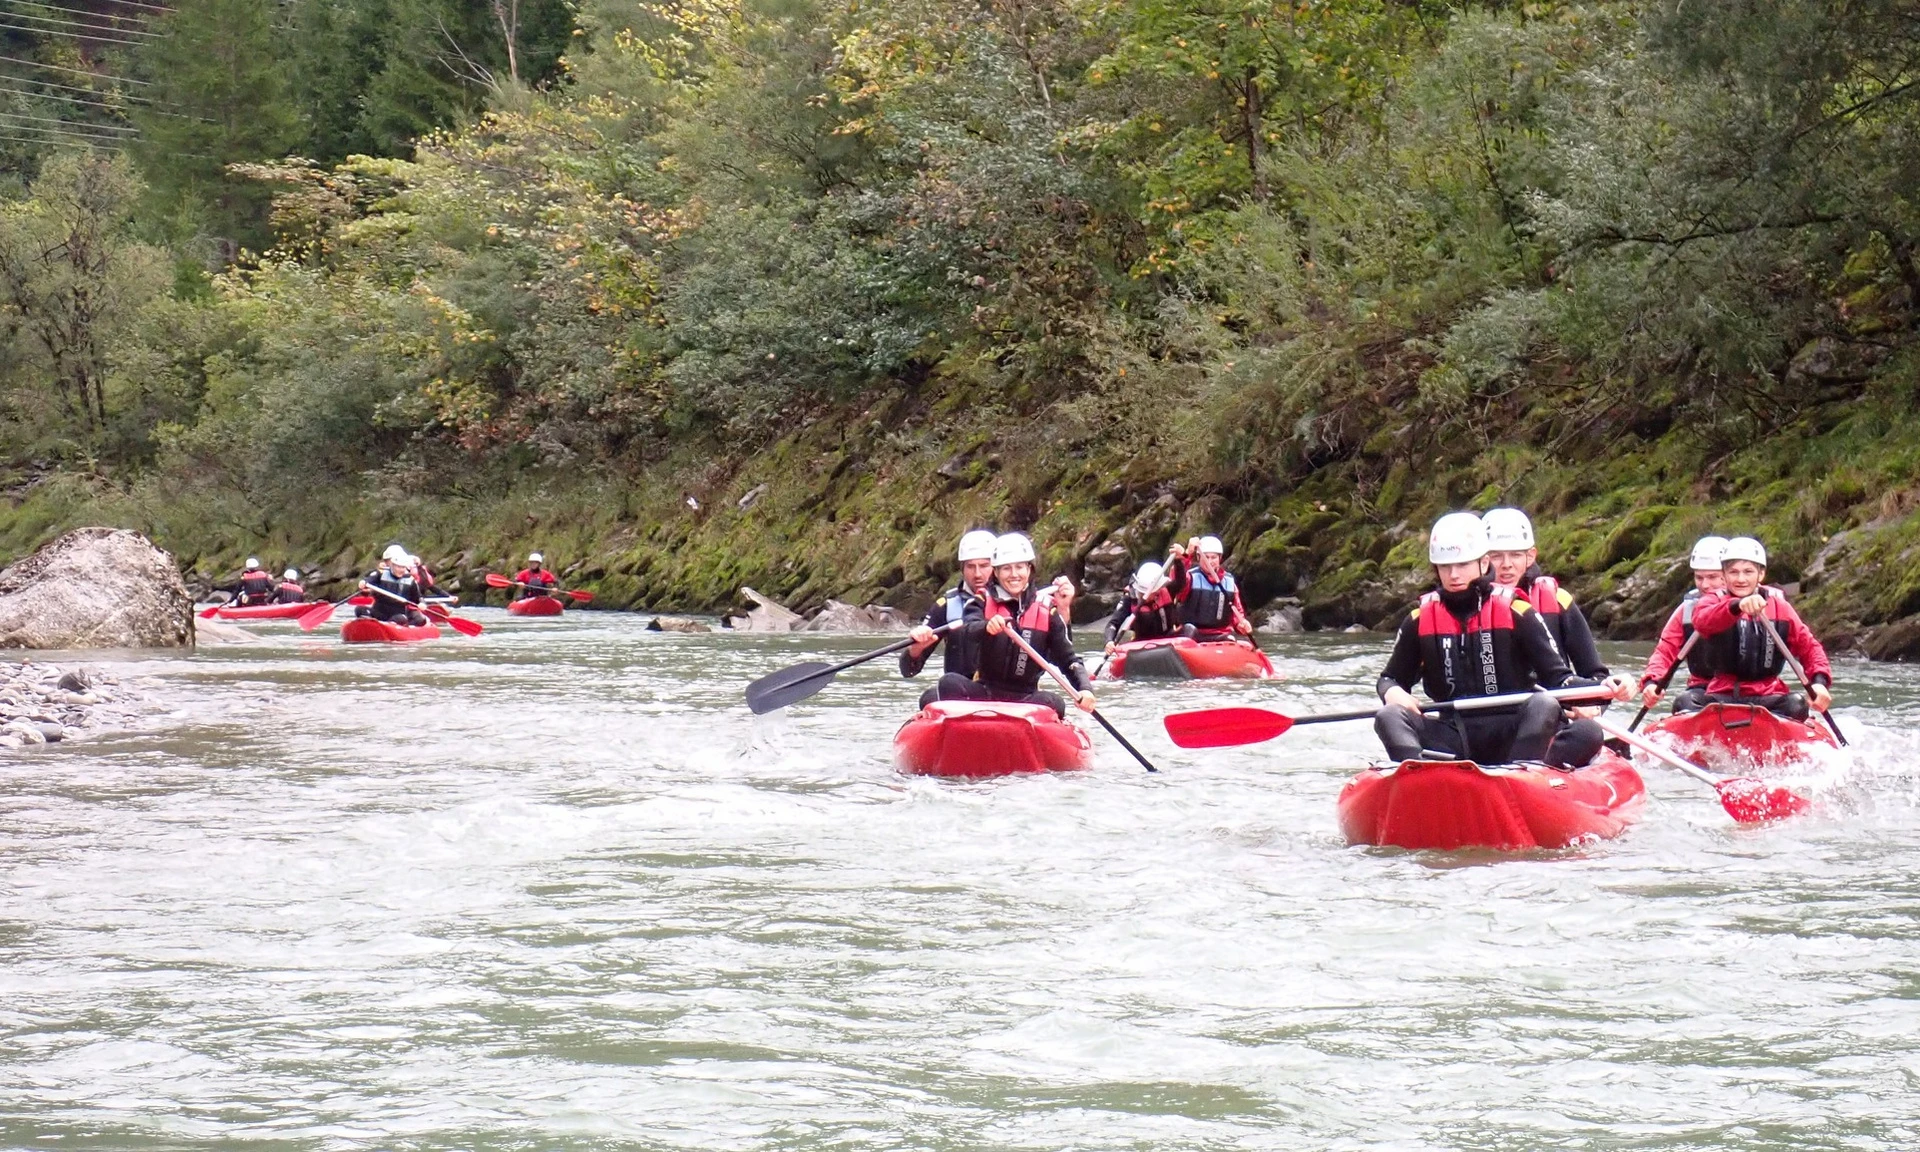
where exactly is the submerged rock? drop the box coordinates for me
[0,528,193,649]
[804,600,911,633]
[1256,598,1304,634]
[648,616,711,634]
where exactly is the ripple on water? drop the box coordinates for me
[1,623,1918,1149]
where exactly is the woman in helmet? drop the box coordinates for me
[1636,536,1728,714]
[936,533,1096,717]
[272,568,306,604]
[1165,535,1252,641]
[1103,561,1179,650]
[513,553,560,600]
[1374,513,1620,767]
[902,529,997,704]
[1690,537,1832,720]
[235,557,275,606]
[357,545,428,625]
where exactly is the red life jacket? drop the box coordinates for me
[238,568,275,605]
[1412,586,1534,701]
[979,591,1058,690]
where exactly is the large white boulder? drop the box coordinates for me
[0,528,193,649]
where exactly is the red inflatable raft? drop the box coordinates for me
[1098,637,1275,681]
[507,595,565,617]
[894,701,1093,778]
[1641,702,1837,770]
[1337,751,1646,850]
[340,619,442,644]
[214,602,315,621]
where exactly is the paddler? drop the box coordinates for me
[1691,536,1832,720]
[272,568,306,604]
[235,557,275,606]
[1103,561,1179,650]
[1165,535,1252,641]
[935,532,1095,718]
[1483,507,1610,680]
[357,545,429,626]
[1636,536,1727,714]
[1374,512,1626,767]
[901,529,997,705]
[513,553,559,600]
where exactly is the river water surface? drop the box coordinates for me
[4,613,1920,1150]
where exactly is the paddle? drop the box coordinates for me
[1628,630,1702,732]
[1164,685,1621,749]
[296,594,352,631]
[746,622,960,715]
[996,623,1160,773]
[485,573,594,602]
[1755,613,1848,746]
[1594,717,1810,823]
[358,583,484,637]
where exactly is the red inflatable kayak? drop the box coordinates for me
[1098,637,1275,681]
[1641,702,1837,769]
[1337,751,1646,850]
[340,619,442,644]
[507,595,565,617]
[214,602,314,621]
[894,701,1093,778]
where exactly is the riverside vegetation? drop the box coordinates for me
[4,0,1920,657]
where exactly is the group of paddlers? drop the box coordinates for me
[225,549,561,624]
[1372,509,1830,768]
[229,559,307,606]
[901,529,1262,717]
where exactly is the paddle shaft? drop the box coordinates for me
[361,582,472,632]
[1595,717,1720,786]
[1755,612,1847,746]
[1628,629,1701,732]
[818,623,959,684]
[1298,683,1620,727]
[998,623,1158,773]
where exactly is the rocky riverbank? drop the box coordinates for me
[0,662,133,749]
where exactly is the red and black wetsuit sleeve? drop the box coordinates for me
[1103,596,1137,644]
[1046,608,1092,692]
[1640,605,1687,688]
[1376,614,1425,700]
[1514,603,1591,690]
[1557,598,1608,679]
[1164,556,1192,603]
[899,597,954,678]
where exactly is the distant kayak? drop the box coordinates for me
[894,701,1092,778]
[340,619,442,644]
[1098,637,1274,681]
[507,596,565,617]
[214,602,314,621]
[1642,702,1837,770]
[1337,751,1646,851]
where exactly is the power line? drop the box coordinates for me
[0,120,134,145]
[0,110,136,134]
[0,69,149,103]
[0,74,137,113]
[0,20,154,46]
[0,3,160,39]
[0,53,152,84]
[0,132,123,149]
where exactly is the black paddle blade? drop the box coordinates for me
[746,662,837,714]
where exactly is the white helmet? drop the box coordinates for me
[1722,536,1767,567]
[529,552,544,564]
[957,530,997,563]
[1196,535,1224,556]
[382,544,409,564]
[991,533,1036,567]
[1428,512,1490,565]
[245,557,260,569]
[1131,561,1165,595]
[1482,507,1535,551]
[1689,535,1728,571]
[283,568,299,581]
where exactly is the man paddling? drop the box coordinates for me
[935,533,1096,718]
[1484,507,1610,680]
[513,553,560,601]
[357,546,429,626]
[1374,513,1624,768]
[1165,535,1252,642]
[1636,536,1727,714]
[273,568,305,604]
[235,558,275,606]
[901,529,997,706]
[1104,561,1179,650]
[1691,537,1832,721]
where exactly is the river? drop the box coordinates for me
[3,613,1919,1149]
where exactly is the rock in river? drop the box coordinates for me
[0,528,193,649]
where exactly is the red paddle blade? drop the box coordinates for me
[347,595,372,606]
[424,604,483,637]
[198,604,221,619]
[1163,707,1294,749]
[1716,777,1813,824]
[295,602,336,631]
[485,573,513,588]
[565,590,594,602]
